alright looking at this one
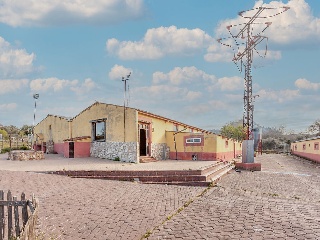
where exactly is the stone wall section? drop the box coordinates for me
[91,141,138,163]
[151,143,169,160]
[9,150,45,161]
[46,140,54,154]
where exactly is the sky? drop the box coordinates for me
[0,0,319,133]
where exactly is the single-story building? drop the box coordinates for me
[34,102,242,163]
[291,137,320,163]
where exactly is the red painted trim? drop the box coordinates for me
[235,162,261,171]
[54,143,64,155]
[74,142,91,158]
[63,142,91,158]
[64,142,69,158]
[292,151,320,163]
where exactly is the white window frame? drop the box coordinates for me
[186,138,202,144]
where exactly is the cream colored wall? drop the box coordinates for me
[139,112,201,144]
[202,134,218,152]
[165,132,217,152]
[216,135,236,153]
[34,115,69,143]
[292,139,320,154]
[72,103,138,142]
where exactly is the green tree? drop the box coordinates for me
[19,125,32,136]
[0,129,8,140]
[2,125,19,135]
[220,121,246,141]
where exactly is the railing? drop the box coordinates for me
[0,190,38,240]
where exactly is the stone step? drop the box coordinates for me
[53,169,202,177]
[49,160,234,186]
[200,161,229,175]
[205,162,234,181]
[206,164,234,183]
[72,174,207,182]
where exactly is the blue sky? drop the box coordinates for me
[0,0,319,133]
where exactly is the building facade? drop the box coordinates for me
[34,102,242,163]
[291,137,320,163]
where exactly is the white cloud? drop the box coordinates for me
[0,0,145,27]
[108,65,132,81]
[0,79,29,95]
[185,91,202,101]
[0,103,17,111]
[0,37,35,77]
[216,76,243,91]
[295,78,320,91]
[209,0,320,63]
[264,0,320,44]
[30,77,78,92]
[204,42,234,63]
[152,66,216,85]
[216,0,320,45]
[184,100,228,115]
[107,26,213,60]
[71,78,96,95]
[133,84,201,102]
[257,88,300,103]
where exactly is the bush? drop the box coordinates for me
[1,147,11,154]
[19,146,29,150]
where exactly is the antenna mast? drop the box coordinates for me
[122,72,131,142]
[122,72,131,108]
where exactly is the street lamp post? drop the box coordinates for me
[32,94,39,150]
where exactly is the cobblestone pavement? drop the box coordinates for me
[0,170,205,240]
[149,154,320,240]
[1,153,320,240]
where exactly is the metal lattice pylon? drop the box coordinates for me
[218,6,290,140]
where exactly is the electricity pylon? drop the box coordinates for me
[218,5,290,163]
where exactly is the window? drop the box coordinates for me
[91,119,106,141]
[186,138,202,143]
[315,143,319,150]
[303,144,306,150]
[225,140,229,147]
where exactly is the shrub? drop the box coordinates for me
[1,147,11,154]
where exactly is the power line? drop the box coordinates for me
[217,5,290,140]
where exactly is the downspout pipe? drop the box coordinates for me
[173,127,187,160]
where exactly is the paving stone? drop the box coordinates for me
[1,153,320,239]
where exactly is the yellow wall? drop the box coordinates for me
[139,112,201,144]
[35,102,138,144]
[292,138,320,154]
[216,136,231,153]
[165,131,217,152]
[72,102,138,142]
[34,115,70,143]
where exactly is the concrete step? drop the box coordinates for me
[206,165,234,183]
[206,163,234,182]
[49,160,234,186]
